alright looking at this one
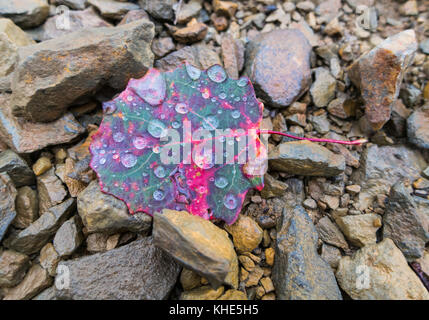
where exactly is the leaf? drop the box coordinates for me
[89,62,265,224]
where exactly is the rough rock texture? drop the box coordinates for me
[260,173,288,198]
[172,18,208,44]
[0,173,17,242]
[56,0,87,10]
[87,0,139,20]
[3,198,76,254]
[53,215,83,257]
[54,237,181,300]
[272,206,342,300]
[77,181,152,235]
[153,209,238,289]
[336,239,429,300]
[347,30,417,130]
[0,249,30,287]
[351,144,427,210]
[180,285,225,300]
[316,216,348,250]
[310,68,336,108]
[39,243,60,276]
[244,29,312,108]
[10,19,155,122]
[0,150,35,186]
[335,213,382,247]
[224,215,263,253]
[383,181,429,261]
[0,0,50,29]
[407,104,429,150]
[37,168,67,213]
[13,186,39,229]
[221,34,244,79]
[269,141,345,176]
[138,0,177,21]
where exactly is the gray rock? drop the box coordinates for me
[53,215,83,257]
[10,19,154,122]
[37,168,67,213]
[0,173,17,242]
[407,104,429,150]
[33,286,57,300]
[269,141,345,177]
[420,39,429,54]
[56,0,87,10]
[87,0,139,20]
[351,144,427,210]
[13,186,39,229]
[316,216,349,250]
[400,84,421,107]
[320,244,341,269]
[0,150,35,187]
[77,181,152,235]
[0,0,50,28]
[54,237,181,300]
[3,198,76,254]
[272,205,342,300]
[309,111,331,134]
[383,181,429,261]
[138,0,177,21]
[0,249,30,287]
[310,68,336,108]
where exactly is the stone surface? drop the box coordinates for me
[351,144,427,210]
[316,216,348,250]
[3,264,52,300]
[0,250,30,287]
[269,141,345,177]
[347,30,417,130]
[180,285,224,300]
[39,243,60,276]
[138,0,177,21]
[87,0,139,20]
[0,173,17,242]
[224,215,263,253]
[32,156,52,176]
[63,158,89,197]
[244,29,312,108]
[10,19,154,123]
[172,18,208,44]
[218,289,247,300]
[77,181,152,235]
[55,237,181,300]
[56,0,87,10]
[175,0,202,24]
[37,168,67,213]
[336,213,381,248]
[151,37,175,58]
[118,9,150,25]
[13,186,39,229]
[336,238,429,300]
[383,181,429,261]
[180,268,201,291]
[310,68,336,108]
[0,150,35,186]
[260,173,288,198]
[272,205,342,300]
[53,215,83,257]
[154,209,238,289]
[320,244,342,269]
[221,34,244,79]
[407,104,429,150]
[3,198,76,254]
[0,0,50,28]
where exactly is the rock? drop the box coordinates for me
[316,216,348,250]
[315,0,341,22]
[310,68,336,108]
[155,43,221,71]
[39,243,60,276]
[260,277,275,293]
[3,198,76,254]
[420,39,429,55]
[221,34,245,79]
[347,30,417,130]
[180,268,201,291]
[63,158,88,197]
[118,9,150,25]
[33,286,57,300]
[320,244,341,269]
[53,215,83,257]
[3,264,52,300]
[336,238,429,300]
[172,18,207,44]
[32,157,52,176]
[213,0,238,18]
[383,181,429,261]
[176,0,202,24]
[10,19,154,123]
[244,29,312,108]
[0,18,35,77]
[265,247,275,266]
[327,95,356,119]
[13,186,39,229]
[239,255,255,272]
[0,96,85,153]
[224,215,263,253]
[37,168,67,213]
[181,285,224,300]
[351,144,427,210]
[86,233,109,253]
[400,0,418,16]
[56,0,87,10]
[39,7,112,41]
[309,111,330,134]
[260,173,288,198]
[345,185,361,195]
[218,289,247,300]
[0,0,49,28]
[400,84,421,107]
[303,198,317,210]
[211,13,228,31]
[55,237,181,300]
[0,250,30,287]
[151,37,175,58]
[87,0,139,20]
[0,173,17,242]
[245,265,264,287]
[269,141,345,177]
[272,206,342,300]
[335,213,382,248]
[138,0,177,21]
[0,150,35,186]
[153,209,238,288]
[407,104,429,150]
[77,181,152,235]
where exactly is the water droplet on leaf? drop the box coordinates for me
[175,103,188,114]
[132,136,148,150]
[215,176,228,188]
[121,153,137,168]
[148,119,167,138]
[154,166,166,178]
[207,65,227,83]
[113,132,125,143]
[153,189,165,201]
[224,193,237,210]
[185,64,201,80]
[237,77,248,87]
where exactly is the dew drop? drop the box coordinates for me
[132,136,148,150]
[185,64,201,80]
[207,65,227,83]
[154,166,166,178]
[214,176,228,189]
[153,189,166,201]
[224,193,238,210]
[175,103,188,114]
[219,92,227,99]
[237,77,248,87]
[126,95,133,102]
[231,110,240,119]
[148,119,167,138]
[120,153,137,168]
[202,90,210,99]
[99,158,106,165]
[113,132,125,143]
[152,145,161,154]
[202,115,219,130]
[172,121,181,129]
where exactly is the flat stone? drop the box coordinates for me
[336,238,429,300]
[77,181,152,235]
[10,19,154,122]
[0,150,35,186]
[244,29,312,108]
[221,34,245,79]
[0,0,49,28]
[335,213,382,247]
[0,250,30,287]
[118,9,150,25]
[272,206,342,300]
[175,0,202,24]
[213,0,238,18]
[310,68,336,108]
[225,215,263,253]
[383,181,429,261]
[154,209,238,289]
[3,198,76,254]
[54,237,181,300]
[37,168,67,213]
[0,173,17,242]
[87,0,139,20]
[53,215,83,257]
[260,173,288,199]
[63,158,88,197]
[316,216,349,250]
[347,30,417,130]
[407,104,429,150]
[86,232,109,253]
[13,186,39,229]
[172,18,208,44]
[269,141,345,177]
[180,285,224,300]
[138,0,177,21]
[39,243,60,276]
[32,157,52,176]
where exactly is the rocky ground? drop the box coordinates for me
[0,0,428,300]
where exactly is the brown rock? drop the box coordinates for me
[37,168,67,213]
[39,243,60,276]
[0,0,50,29]
[260,277,275,293]
[151,37,175,58]
[180,285,224,300]
[32,157,52,176]
[118,9,150,25]
[85,233,109,253]
[13,186,39,229]
[407,104,429,150]
[0,172,17,243]
[172,18,208,44]
[213,0,238,18]
[0,250,30,287]
[224,215,263,253]
[316,216,348,250]
[218,289,247,300]
[180,268,202,291]
[336,213,382,247]
[64,158,88,197]
[211,13,228,32]
[221,34,244,79]
[175,0,202,24]
[265,247,275,266]
[87,0,139,20]
[260,173,288,199]
[246,265,264,287]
